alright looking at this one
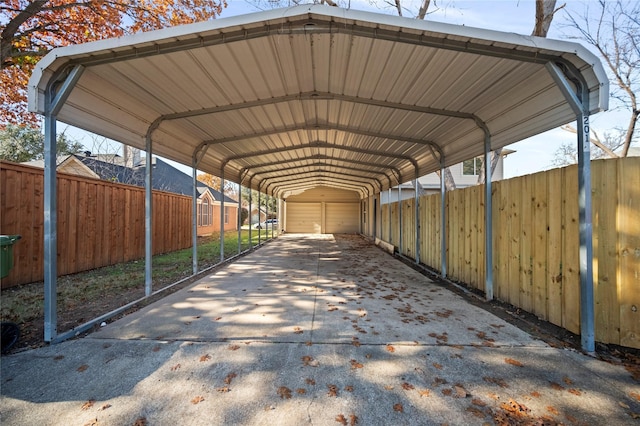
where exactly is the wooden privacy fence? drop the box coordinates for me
[1,161,192,288]
[382,157,640,350]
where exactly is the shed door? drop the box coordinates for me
[325,203,359,233]
[286,202,322,233]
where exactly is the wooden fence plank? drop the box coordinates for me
[593,160,619,344]
[519,174,533,312]
[546,168,563,327]
[562,165,581,335]
[508,177,521,307]
[618,158,640,348]
[532,172,548,320]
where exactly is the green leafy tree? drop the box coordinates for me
[0,125,83,162]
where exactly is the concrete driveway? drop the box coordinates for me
[1,234,638,425]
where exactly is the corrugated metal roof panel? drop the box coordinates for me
[29,5,608,197]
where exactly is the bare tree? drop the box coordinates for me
[562,0,639,157]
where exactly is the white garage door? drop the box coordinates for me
[286,203,322,233]
[325,203,360,234]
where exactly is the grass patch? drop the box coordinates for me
[0,229,274,349]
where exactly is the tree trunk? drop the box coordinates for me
[477,148,502,185]
[532,0,560,37]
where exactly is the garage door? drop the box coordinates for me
[325,203,359,233]
[286,203,321,233]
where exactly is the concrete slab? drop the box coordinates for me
[1,234,638,425]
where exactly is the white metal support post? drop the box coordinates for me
[220,171,225,262]
[238,184,242,254]
[192,162,199,275]
[414,177,420,265]
[483,132,493,301]
[545,62,595,353]
[440,162,447,278]
[43,65,84,342]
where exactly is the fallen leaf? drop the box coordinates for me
[305,341,313,346]
[83,419,99,426]
[433,363,443,370]
[152,345,161,352]
[349,413,358,425]
[631,412,640,419]
[345,385,354,392]
[384,385,394,391]
[277,387,292,399]
[483,376,509,388]
[386,344,396,353]
[568,388,582,396]
[546,406,559,415]
[350,359,363,369]
[214,317,222,321]
[191,396,204,404]
[472,398,486,407]
[352,340,361,347]
[77,364,89,372]
[216,386,230,393]
[54,355,64,361]
[442,388,453,396]
[200,354,211,362]
[402,382,415,390]
[630,392,640,402]
[419,389,431,397]
[133,417,147,426]
[302,355,318,367]
[393,403,404,412]
[327,384,339,397]
[530,391,541,398]
[454,385,469,398]
[296,388,307,394]
[81,399,96,410]
[228,344,240,351]
[563,376,573,385]
[306,378,316,385]
[170,364,181,371]
[550,382,565,391]
[433,377,447,386]
[98,404,111,411]
[224,373,237,385]
[619,401,630,409]
[505,358,523,367]
[293,327,304,334]
[335,414,347,425]
[466,406,485,418]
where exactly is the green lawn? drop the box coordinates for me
[0,229,276,348]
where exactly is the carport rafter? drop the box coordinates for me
[272,178,368,199]
[200,123,439,167]
[255,162,383,192]
[220,140,419,195]
[239,154,402,187]
[259,170,379,195]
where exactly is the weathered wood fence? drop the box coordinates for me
[381,157,640,349]
[1,161,192,288]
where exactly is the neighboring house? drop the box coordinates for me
[23,150,238,236]
[381,150,512,203]
[245,203,267,225]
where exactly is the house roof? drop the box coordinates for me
[78,155,236,203]
[28,5,608,199]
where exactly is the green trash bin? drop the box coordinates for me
[0,235,21,279]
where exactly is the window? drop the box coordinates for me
[224,206,230,224]
[198,198,212,226]
[462,157,484,176]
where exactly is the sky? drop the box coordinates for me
[63,0,631,180]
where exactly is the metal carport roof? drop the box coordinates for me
[29,4,608,197]
[28,5,608,350]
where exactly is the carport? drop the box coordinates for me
[28,5,608,350]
